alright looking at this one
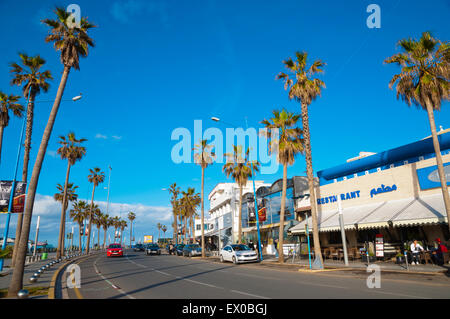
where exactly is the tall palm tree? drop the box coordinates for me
[86,167,105,253]
[223,145,260,244]
[385,31,450,228]
[55,132,87,258]
[261,109,304,263]
[169,183,180,243]
[161,225,167,241]
[277,51,326,266]
[1,92,23,267]
[180,188,201,244]
[0,92,23,163]
[8,8,95,297]
[54,182,78,254]
[157,223,162,243]
[93,207,103,250]
[112,216,121,242]
[70,200,88,252]
[193,139,215,257]
[119,220,127,246]
[10,54,52,268]
[100,214,111,249]
[128,212,136,247]
[10,53,53,182]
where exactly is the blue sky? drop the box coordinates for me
[0,0,449,246]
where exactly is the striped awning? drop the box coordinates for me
[288,193,448,234]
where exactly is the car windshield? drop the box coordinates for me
[231,244,251,251]
[148,244,159,248]
[108,244,121,249]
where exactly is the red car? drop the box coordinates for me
[107,243,123,257]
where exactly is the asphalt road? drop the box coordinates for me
[66,249,450,299]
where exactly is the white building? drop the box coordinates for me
[194,181,270,251]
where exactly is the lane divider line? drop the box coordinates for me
[93,257,136,299]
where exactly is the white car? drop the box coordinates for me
[220,244,259,264]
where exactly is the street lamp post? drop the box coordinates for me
[211,116,264,261]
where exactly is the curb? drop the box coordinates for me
[48,252,99,299]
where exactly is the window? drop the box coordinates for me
[196,224,201,231]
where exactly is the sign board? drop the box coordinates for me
[144,235,153,243]
[0,181,27,213]
[416,162,450,190]
[375,234,384,257]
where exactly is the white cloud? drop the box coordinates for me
[110,0,169,27]
[95,133,108,139]
[111,135,122,140]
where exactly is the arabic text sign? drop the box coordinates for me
[416,162,450,190]
[370,184,397,198]
[0,181,27,213]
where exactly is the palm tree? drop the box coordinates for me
[128,212,136,247]
[10,53,53,183]
[86,167,105,253]
[8,8,95,297]
[119,220,127,246]
[157,223,162,243]
[55,183,78,253]
[55,132,87,258]
[385,31,450,228]
[276,51,326,266]
[223,145,260,244]
[93,207,103,250]
[180,188,201,244]
[169,183,180,243]
[10,54,52,268]
[0,92,23,163]
[70,200,88,252]
[261,109,304,263]
[100,214,110,249]
[193,139,215,257]
[112,216,121,242]
[161,225,167,241]
[1,92,23,267]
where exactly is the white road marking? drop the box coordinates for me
[230,290,270,299]
[94,258,136,299]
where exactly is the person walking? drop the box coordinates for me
[410,240,424,265]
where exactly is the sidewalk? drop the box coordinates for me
[203,253,449,275]
[0,253,59,299]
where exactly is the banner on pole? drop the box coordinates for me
[0,181,27,213]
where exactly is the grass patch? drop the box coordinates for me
[0,286,49,298]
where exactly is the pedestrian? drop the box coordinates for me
[248,240,254,250]
[432,238,448,265]
[274,239,279,258]
[410,240,423,265]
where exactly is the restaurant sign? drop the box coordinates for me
[416,162,450,190]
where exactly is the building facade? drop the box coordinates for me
[289,129,450,258]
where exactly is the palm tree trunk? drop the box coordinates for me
[86,185,96,254]
[184,216,187,244]
[301,102,323,266]
[173,212,178,244]
[201,166,205,256]
[97,226,100,249]
[57,162,71,258]
[425,98,450,229]
[278,164,287,263]
[238,186,243,244]
[8,66,71,297]
[190,216,195,244]
[129,222,132,248]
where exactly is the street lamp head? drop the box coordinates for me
[211,117,220,122]
[72,94,82,101]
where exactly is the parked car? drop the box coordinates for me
[220,244,258,264]
[145,243,161,255]
[183,244,202,257]
[175,244,185,256]
[107,243,123,257]
[133,244,145,252]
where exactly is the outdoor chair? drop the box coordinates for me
[329,247,339,260]
[420,251,433,265]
